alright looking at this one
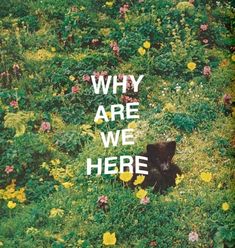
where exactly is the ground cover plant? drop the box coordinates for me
[0,0,235,247]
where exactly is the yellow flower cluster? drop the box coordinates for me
[103,232,116,245]
[200,172,212,182]
[49,208,64,218]
[0,180,26,203]
[138,41,151,56]
[24,49,55,61]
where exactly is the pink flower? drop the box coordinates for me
[223,94,232,105]
[5,165,14,174]
[91,38,100,46]
[203,39,208,44]
[121,95,139,103]
[119,4,129,18]
[83,74,91,82]
[40,121,51,132]
[188,231,199,242]
[71,86,79,94]
[98,195,108,204]
[110,41,120,56]
[10,100,18,108]
[200,24,208,31]
[203,65,211,76]
[189,0,194,4]
[140,196,150,205]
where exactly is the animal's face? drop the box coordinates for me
[146,141,176,172]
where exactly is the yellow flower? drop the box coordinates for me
[163,103,176,112]
[105,1,114,8]
[143,41,151,49]
[95,118,103,125]
[100,28,111,36]
[103,232,116,246]
[15,188,26,203]
[138,47,146,56]
[106,111,112,119]
[187,62,196,71]
[62,182,74,189]
[133,175,145,185]
[51,159,61,166]
[7,201,16,209]
[217,183,223,189]
[222,202,230,211]
[51,47,56,52]
[128,121,137,129]
[80,6,85,11]
[175,174,184,185]
[49,208,64,218]
[231,54,235,62]
[69,75,76,81]
[200,172,212,182]
[136,189,147,199]
[119,171,133,182]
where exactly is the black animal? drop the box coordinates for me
[128,141,182,194]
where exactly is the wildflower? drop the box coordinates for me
[71,86,79,94]
[62,182,74,188]
[26,227,39,234]
[95,118,103,125]
[49,208,64,218]
[149,240,157,247]
[200,24,208,31]
[200,172,212,182]
[187,62,196,71]
[222,202,230,211]
[69,75,76,81]
[106,1,114,8]
[189,0,194,4]
[223,94,232,105]
[136,189,147,199]
[51,47,56,52]
[98,195,108,204]
[138,47,146,56]
[128,121,137,129]
[0,241,3,246]
[40,121,51,132]
[15,188,26,203]
[83,74,91,82]
[91,38,100,46]
[110,41,119,56]
[143,41,151,49]
[134,175,145,185]
[121,95,139,103]
[106,112,112,119]
[140,196,150,205]
[5,165,14,174]
[163,103,175,112]
[120,171,133,182]
[217,183,223,189]
[7,201,16,209]
[119,4,129,18]
[203,66,211,76]
[231,54,235,62]
[10,100,18,108]
[202,39,208,44]
[175,174,184,185]
[188,231,199,242]
[51,159,60,166]
[103,232,116,246]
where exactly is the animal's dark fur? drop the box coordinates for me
[128,141,181,193]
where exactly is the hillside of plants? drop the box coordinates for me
[0,0,234,247]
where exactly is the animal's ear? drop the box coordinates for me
[166,141,176,161]
[147,144,157,160]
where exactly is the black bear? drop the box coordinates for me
[128,141,182,193]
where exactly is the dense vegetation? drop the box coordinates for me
[0,0,234,247]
